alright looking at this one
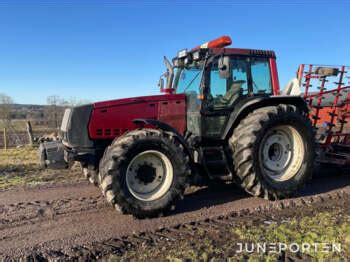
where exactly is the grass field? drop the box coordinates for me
[0,146,84,190]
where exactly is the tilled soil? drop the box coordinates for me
[0,168,349,260]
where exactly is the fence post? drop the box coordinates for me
[3,127,7,150]
[26,121,34,146]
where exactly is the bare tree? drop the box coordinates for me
[0,93,14,129]
[45,95,90,129]
[61,97,90,107]
[45,95,64,129]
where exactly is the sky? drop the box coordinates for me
[0,0,349,105]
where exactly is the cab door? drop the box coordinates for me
[201,56,250,138]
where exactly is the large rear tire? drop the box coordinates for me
[229,104,315,200]
[99,129,190,218]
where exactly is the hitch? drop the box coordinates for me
[39,141,69,169]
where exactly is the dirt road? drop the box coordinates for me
[0,168,349,259]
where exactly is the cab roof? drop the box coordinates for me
[208,48,276,58]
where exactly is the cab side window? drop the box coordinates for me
[250,58,272,94]
[209,57,249,109]
[231,59,249,95]
[209,60,227,99]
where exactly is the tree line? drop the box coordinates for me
[0,93,90,129]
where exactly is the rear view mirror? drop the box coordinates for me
[218,56,231,79]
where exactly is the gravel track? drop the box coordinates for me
[0,168,349,259]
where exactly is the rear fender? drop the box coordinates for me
[222,96,309,140]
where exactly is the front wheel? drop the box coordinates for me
[99,129,190,218]
[229,104,315,200]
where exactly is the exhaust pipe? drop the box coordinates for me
[39,141,69,169]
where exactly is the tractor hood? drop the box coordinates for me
[61,93,186,149]
[88,94,186,142]
[93,94,182,109]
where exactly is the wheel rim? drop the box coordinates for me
[259,125,305,182]
[126,150,174,201]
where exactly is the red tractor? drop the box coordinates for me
[40,36,316,218]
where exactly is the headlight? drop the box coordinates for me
[193,50,201,60]
[184,56,193,65]
[61,108,71,132]
[177,49,188,58]
[173,58,179,67]
[173,58,184,67]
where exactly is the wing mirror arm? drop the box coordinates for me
[158,77,165,92]
[163,56,174,92]
[199,54,211,100]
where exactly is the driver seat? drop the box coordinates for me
[218,80,244,106]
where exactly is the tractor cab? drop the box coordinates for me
[160,36,280,98]
[159,36,284,139]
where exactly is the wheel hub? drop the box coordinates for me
[135,163,157,184]
[259,125,305,182]
[268,142,283,162]
[126,150,174,202]
[262,132,291,172]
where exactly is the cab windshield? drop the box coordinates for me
[174,62,204,95]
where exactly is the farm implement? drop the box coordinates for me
[297,64,350,166]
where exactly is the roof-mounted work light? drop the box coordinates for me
[192,36,232,51]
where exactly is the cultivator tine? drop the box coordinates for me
[325,66,346,145]
[338,91,350,134]
[313,105,324,109]
[305,65,313,98]
[335,93,343,98]
[339,119,348,124]
[308,75,329,127]
[302,83,312,87]
[318,79,329,85]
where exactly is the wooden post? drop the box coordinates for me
[3,127,7,150]
[26,121,34,146]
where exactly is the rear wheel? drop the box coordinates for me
[99,129,190,218]
[229,104,315,200]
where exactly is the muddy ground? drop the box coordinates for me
[0,164,349,260]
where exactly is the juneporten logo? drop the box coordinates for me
[235,242,342,254]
